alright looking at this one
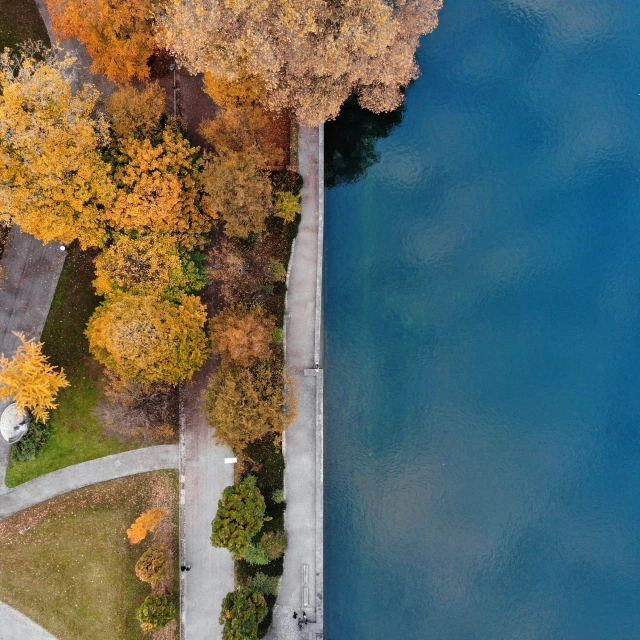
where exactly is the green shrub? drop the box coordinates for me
[240,542,270,566]
[136,594,177,633]
[248,572,279,596]
[219,587,268,640]
[9,418,50,462]
[211,476,266,556]
[135,544,169,586]
[260,530,287,560]
[243,436,284,492]
[271,488,285,504]
[268,259,286,282]
[274,192,301,224]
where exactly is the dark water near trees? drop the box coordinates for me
[324,1,640,638]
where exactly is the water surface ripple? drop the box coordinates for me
[324,0,640,638]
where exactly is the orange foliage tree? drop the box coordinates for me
[44,0,158,84]
[209,305,275,367]
[157,0,443,125]
[0,333,69,422]
[127,508,166,544]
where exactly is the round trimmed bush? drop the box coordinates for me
[135,544,169,586]
[136,594,177,632]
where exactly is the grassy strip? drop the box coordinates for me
[0,0,50,51]
[5,245,135,487]
[0,471,179,639]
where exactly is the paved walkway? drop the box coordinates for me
[0,601,55,640]
[180,355,235,640]
[0,228,67,489]
[0,445,178,520]
[265,126,324,640]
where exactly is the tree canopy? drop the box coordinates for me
[219,587,268,640]
[86,291,208,384]
[45,0,158,84]
[157,0,443,125]
[105,83,166,141]
[211,477,266,556]
[93,233,204,300]
[0,333,69,422]
[209,305,275,367]
[0,48,114,247]
[204,359,294,452]
[107,127,214,248]
[207,235,273,305]
[203,149,273,238]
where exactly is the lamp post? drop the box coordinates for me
[170,63,177,116]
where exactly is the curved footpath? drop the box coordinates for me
[0,445,178,520]
[265,126,324,640]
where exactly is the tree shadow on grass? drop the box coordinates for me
[324,95,405,188]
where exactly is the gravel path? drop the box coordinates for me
[0,445,178,520]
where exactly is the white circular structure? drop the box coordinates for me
[0,403,29,444]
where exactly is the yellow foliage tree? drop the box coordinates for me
[202,149,272,238]
[203,70,265,112]
[105,83,166,141]
[86,291,208,384]
[107,127,214,249]
[204,360,295,452]
[0,332,69,422]
[209,305,275,367]
[157,0,443,125]
[93,232,204,299]
[274,191,301,224]
[45,0,158,84]
[127,508,166,544]
[0,48,115,247]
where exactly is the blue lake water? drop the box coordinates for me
[324,1,640,638]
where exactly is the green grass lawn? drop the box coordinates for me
[5,245,138,487]
[0,0,50,51]
[0,471,179,639]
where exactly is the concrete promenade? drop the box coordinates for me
[180,356,235,640]
[0,445,178,520]
[266,126,324,640]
